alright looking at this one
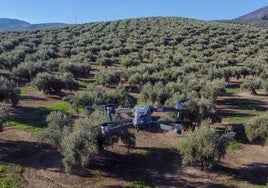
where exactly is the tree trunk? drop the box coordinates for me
[251,88,257,95]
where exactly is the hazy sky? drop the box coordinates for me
[0,0,267,24]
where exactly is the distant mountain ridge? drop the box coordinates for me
[232,6,268,27]
[235,6,268,21]
[0,18,68,31]
[2,6,268,31]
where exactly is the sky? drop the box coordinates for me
[0,0,267,24]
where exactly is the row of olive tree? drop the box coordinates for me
[244,112,268,145]
[64,84,136,111]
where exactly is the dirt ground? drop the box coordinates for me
[0,77,268,187]
[0,126,267,187]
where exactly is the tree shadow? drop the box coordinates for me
[0,138,243,187]
[125,86,140,94]
[220,122,249,143]
[19,95,47,102]
[0,139,64,172]
[86,147,230,187]
[9,106,52,128]
[215,162,268,186]
[218,97,267,111]
[220,110,256,118]
[226,82,240,89]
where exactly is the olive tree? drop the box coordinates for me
[32,72,64,94]
[32,72,79,94]
[185,97,221,126]
[61,113,136,173]
[244,112,268,145]
[0,76,20,106]
[65,84,136,111]
[140,82,172,105]
[38,111,72,146]
[94,69,121,87]
[60,119,101,173]
[60,73,79,91]
[59,63,91,78]
[178,120,235,170]
[200,79,226,102]
[11,61,47,83]
[240,78,262,95]
[120,57,141,68]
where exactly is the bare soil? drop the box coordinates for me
[1,127,267,187]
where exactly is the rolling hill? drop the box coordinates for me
[233,6,268,27]
[2,6,268,31]
[0,18,68,31]
[0,14,268,187]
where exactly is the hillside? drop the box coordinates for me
[233,6,268,27]
[0,17,267,187]
[0,18,30,30]
[0,18,67,31]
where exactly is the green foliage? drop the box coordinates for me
[6,101,72,132]
[59,62,91,78]
[94,69,121,87]
[77,79,91,88]
[32,72,78,94]
[38,108,136,173]
[19,86,36,95]
[140,82,177,105]
[38,111,71,146]
[0,163,25,188]
[11,61,47,83]
[228,141,242,150]
[200,79,226,102]
[244,112,268,144]
[61,113,135,172]
[32,72,63,94]
[0,76,20,106]
[60,113,136,173]
[178,73,201,98]
[61,120,100,173]
[241,78,263,95]
[121,57,141,67]
[46,101,74,114]
[60,73,79,91]
[1,18,268,174]
[65,85,136,111]
[178,121,235,170]
[184,97,221,125]
[125,181,153,188]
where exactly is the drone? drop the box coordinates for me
[85,99,188,135]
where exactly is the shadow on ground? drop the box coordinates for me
[216,162,268,186]
[1,132,266,187]
[218,97,267,111]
